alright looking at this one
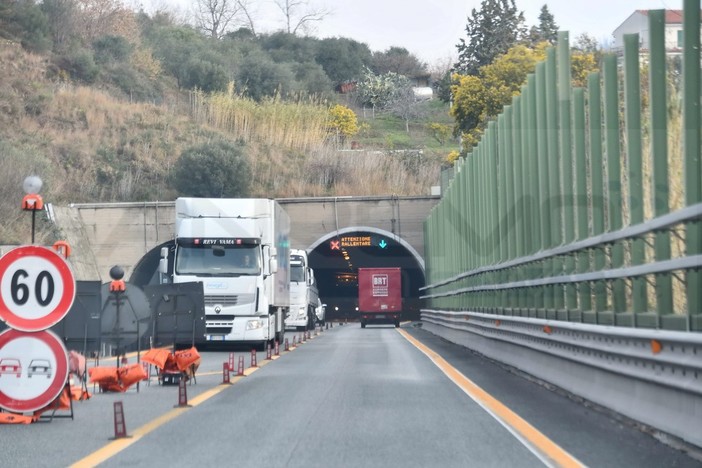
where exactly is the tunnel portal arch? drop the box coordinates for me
[306,227,425,323]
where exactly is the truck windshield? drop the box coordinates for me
[290,263,305,283]
[175,244,261,276]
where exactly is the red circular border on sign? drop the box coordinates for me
[0,246,76,332]
[0,328,69,413]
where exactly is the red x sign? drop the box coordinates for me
[330,240,340,250]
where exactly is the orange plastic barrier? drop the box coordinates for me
[118,363,147,388]
[70,386,91,401]
[142,348,171,369]
[175,347,201,371]
[0,413,33,424]
[88,366,118,385]
[69,350,87,379]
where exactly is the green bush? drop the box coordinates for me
[56,48,99,83]
[92,36,133,65]
[172,140,251,197]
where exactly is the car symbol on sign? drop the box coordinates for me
[27,359,52,378]
[0,358,22,378]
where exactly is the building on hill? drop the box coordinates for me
[612,9,701,55]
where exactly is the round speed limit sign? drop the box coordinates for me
[0,246,75,332]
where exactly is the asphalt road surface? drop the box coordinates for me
[1,323,699,467]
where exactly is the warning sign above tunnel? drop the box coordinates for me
[329,236,393,250]
[340,236,372,247]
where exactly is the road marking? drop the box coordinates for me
[397,329,584,468]
[69,355,280,467]
[69,382,234,468]
[71,338,317,466]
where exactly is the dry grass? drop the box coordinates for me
[0,41,442,244]
[190,86,330,152]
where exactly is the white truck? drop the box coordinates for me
[160,198,289,348]
[285,249,320,331]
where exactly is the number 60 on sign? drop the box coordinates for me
[0,246,75,332]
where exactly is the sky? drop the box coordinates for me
[148,0,685,67]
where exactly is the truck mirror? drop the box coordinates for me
[158,258,168,274]
[160,247,168,259]
[307,268,315,285]
[269,257,278,274]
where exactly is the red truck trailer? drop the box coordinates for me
[357,267,402,328]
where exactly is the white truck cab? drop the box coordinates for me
[285,249,319,331]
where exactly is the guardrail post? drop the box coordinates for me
[603,53,624,322]
[623,33,647,325]
[535,62,552,315]
[586,71,607,320]
[573,87,590,319]
[683,0,701,331]
[647,10,673,329]
[546,48,563,314]
[558,31,577,315]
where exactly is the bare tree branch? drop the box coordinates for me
[235,0,257,36]
[273,0,329,35]
[194,0,243,39]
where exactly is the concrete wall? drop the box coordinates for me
[53,196,439,282]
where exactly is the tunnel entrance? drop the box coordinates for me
[307,227,425,323]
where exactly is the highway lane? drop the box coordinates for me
[98,324,546,468]
[1,323,698,467]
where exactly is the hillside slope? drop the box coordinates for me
[0,41,447,244]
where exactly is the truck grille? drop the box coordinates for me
[204,294,255,307]
[206,315,235,321]
[206,326,233,335]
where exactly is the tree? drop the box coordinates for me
[451,43,547,147]
[274,0,329,35]
[356,68,411,118]
[260,31,317,63]
[0,0,51,52]
[40,0,79,51]
[570,51,598,88]
[371,47,427,77]
[144,24,227,91]
[454,0,526,76]
[194,0,242,39]
[235,51,295,100]
[315,37,372,85]
[288,61,333,96]
[73,0,139,45]
[387,85,427,133]
[328,104,359,145]
[92,35,132,65]
[173,140,251,197]
[573,32,600,53]
[427,123,452,145]
[528,4,558,45]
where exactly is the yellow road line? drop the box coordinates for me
[69,382,233,468]
[70,354,284,467]
[397,329,584,468]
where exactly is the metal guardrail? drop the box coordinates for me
[420,308,702,449]
[421,309,702,396]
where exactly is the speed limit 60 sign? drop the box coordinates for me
[0,246,75,332]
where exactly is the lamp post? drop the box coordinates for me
[21,175,43,244]
[109,265,127,369]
